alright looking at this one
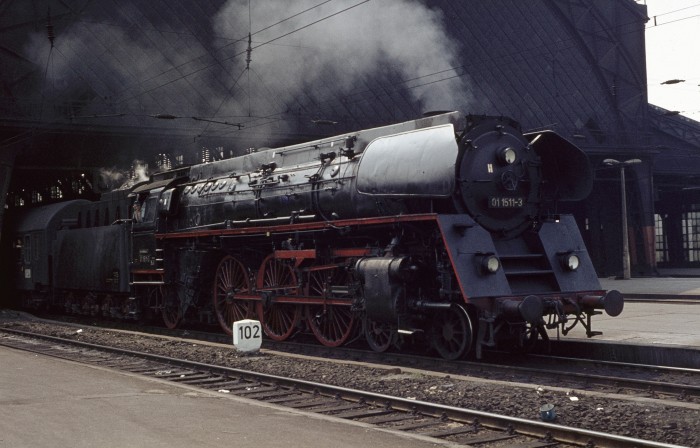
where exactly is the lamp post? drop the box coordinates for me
[603,158,642,279]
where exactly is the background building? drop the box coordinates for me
[2,0,699,277]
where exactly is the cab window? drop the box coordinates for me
[142,197,158,223]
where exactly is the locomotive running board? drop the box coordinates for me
[156,213,439,240]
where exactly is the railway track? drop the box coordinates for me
[5,314,700,404]
[502,353,700,402]
[255,339,700,404]
[0,326,692,448]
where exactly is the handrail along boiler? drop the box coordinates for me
[10,112,623,359]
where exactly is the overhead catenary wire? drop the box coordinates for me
[70,0,337,107]
[180,4,700,137]
[9,0,355,148]
[113,0,358,106]
[647,2,700,26]
[76,0,699,110]
[27,1,700,124]
[13,1,700,148]
[644,1,700,119]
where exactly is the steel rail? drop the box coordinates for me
[9,315,698,399]
[8,314,698,400]
[259,339,700,399]
[0,327,688,448]
[523,352,699,375]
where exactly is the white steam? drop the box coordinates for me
[100,160,150,190]
[24,1,471,142]
[99,167,127,191]
[213,0,471,117]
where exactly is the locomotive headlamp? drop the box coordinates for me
[485,255,500,273]
[498,147,517,165]
[477,254,500,274]
[560,252,580,271]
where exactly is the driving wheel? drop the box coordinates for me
[255,254,301,341]
[430,304,473,360]
[213,255,253,335]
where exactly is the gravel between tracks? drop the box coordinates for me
[1,313,697,447]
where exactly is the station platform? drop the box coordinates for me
[538,277,700,368]
[0,345,447,448]
[600,276,700,301]
[554,300,700,347]
[554,277,700,348]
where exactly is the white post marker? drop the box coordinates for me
[232,319,262,353]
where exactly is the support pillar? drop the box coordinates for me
[0,147,17,244]
[628,163,656,275]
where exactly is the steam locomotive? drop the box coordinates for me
[8,112,623,359]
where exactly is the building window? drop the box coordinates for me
[50,185,63,200]
[156,153,172,171]
[681,211,700,263]
[654,214,668,263]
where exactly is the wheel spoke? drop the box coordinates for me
[213,255,252,335]
[308,304,355,347]
[364,318,395,352]
[430,304,473,360]
[256,254,300,341]
[305,269,356,347]
[158,287,181,330]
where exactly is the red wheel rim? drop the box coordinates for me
[213,255,252,335]
[158,287,181,330]
[307,304,355,347]
[256,254,300,341]
[305,270,355,347]
[162,304,180,329]
[364,318,394,352]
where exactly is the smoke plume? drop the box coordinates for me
[212,0,471,119]
[23,1,471,147]
[100,160,150,191]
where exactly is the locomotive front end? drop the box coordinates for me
[455,116,543,239]
[435,115,622,357]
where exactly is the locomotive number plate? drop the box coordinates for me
[488,196,524,208]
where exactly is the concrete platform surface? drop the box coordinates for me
[600,276,700,299]
[0,347,446,448]
[553,301,700,348]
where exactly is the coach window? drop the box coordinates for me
[33,235,39,261]
[23,235,31,263]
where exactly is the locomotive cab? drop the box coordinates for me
[131,187,163,271]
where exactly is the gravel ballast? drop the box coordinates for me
[1,313,697,447]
